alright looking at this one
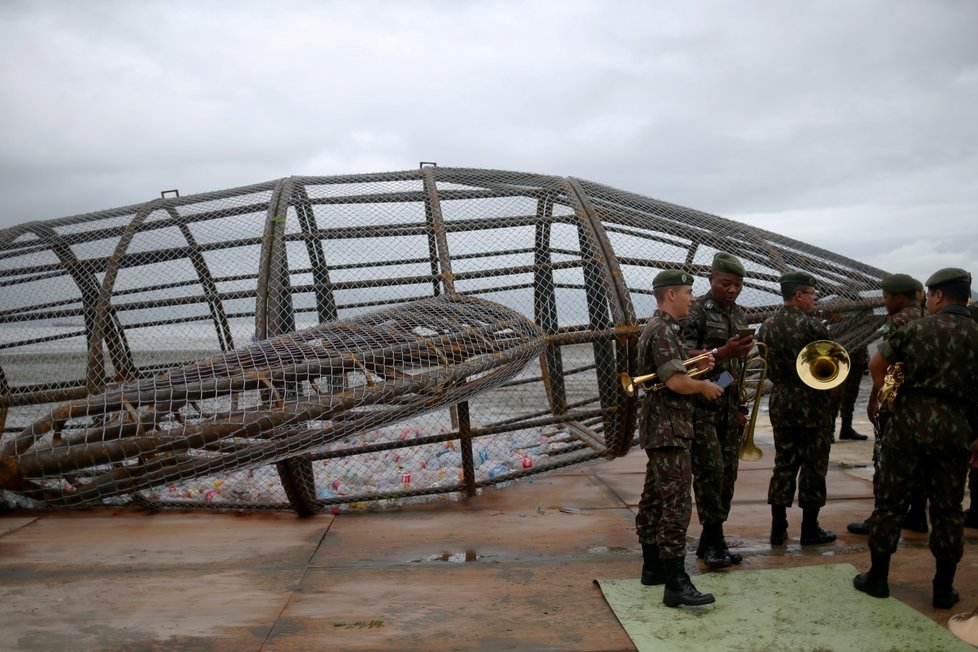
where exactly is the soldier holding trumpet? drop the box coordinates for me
[634,269,725,608]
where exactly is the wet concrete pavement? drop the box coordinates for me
[1,412,976,651]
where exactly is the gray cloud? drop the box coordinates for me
[1,0,976,282]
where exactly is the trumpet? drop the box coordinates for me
[796,340,850,390]
[620,349,717,396]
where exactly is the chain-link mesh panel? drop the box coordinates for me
[0,167,888,512]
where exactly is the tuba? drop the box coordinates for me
[796,340,850,390]
[620,349,717,396]
[738,342,768,462]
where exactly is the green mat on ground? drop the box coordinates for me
[596,563,972,651]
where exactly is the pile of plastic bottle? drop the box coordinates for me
[140,421,564,511]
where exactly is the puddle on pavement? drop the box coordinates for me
[413,550,485,563]
[586,546,631,554]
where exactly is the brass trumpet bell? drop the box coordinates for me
[796,340,850,390]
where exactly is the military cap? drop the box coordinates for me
[880,273,919,294]
[652,269,694,289]
[711,252,746,277]
[926,267,972,288]
[914,279,924,292]
[779,271,817,287]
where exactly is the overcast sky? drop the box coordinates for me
[1,0,975,286]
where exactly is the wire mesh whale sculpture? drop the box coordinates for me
[0,166,887,513]
[0,295,545,510]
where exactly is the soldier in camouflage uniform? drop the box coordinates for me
[847,273,922,535]
[635,269,724,608]
[832,345,869,441]
[966,300,978,530]
[854,268,978,610]
[757,271,838,546]
[681,253,755,569]
[900,277,933,534]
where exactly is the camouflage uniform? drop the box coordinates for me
[681,297,747,524]
[869,305,978,563]
[758,306,836,508]
[833,345,868,435]
[873,305,922,490]
[969,304,978,527]
[635,310,696,559]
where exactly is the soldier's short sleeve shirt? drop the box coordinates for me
[637,311,695,448]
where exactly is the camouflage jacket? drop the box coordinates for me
[881,304,921,338]
[757,305,835,429]
[680,296,748,412]
[878,305,978,416]
[636,311,694,448]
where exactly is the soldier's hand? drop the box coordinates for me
[719,334,754,359]
[692,350,716,372]
[867,397,879,425]
[700,380,724,401]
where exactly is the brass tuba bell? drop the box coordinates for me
[795,340,850,390]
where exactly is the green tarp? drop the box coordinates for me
[596,563,972,651]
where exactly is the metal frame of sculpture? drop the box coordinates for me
[0,166,887,513]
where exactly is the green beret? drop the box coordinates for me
[779,271,817,287]
[926,267,972,288]
[652,269,694,289]
[914,279,924,292]
[711,252,746,277]
[880,273,919,294]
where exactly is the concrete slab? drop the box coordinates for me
[267,559,637,651]
[0,410,974,650]
[312,503,640,568]
[0,512,331,651]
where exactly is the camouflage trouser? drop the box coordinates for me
[870,420,969,562]
[636,445,693,559]
[872,411,890,499]
[691,407,741,524]
[767,426,831,508]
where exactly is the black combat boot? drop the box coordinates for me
[718,522,742,564]
[846,519,870,535]
[853,550,891,598]
[770,504,788,545]
[933,559,960,609]
[700,522,732,570]
[641,543,664,586]
[800,507,837,545]
[839,426,868,441]
[662,557,715,607]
